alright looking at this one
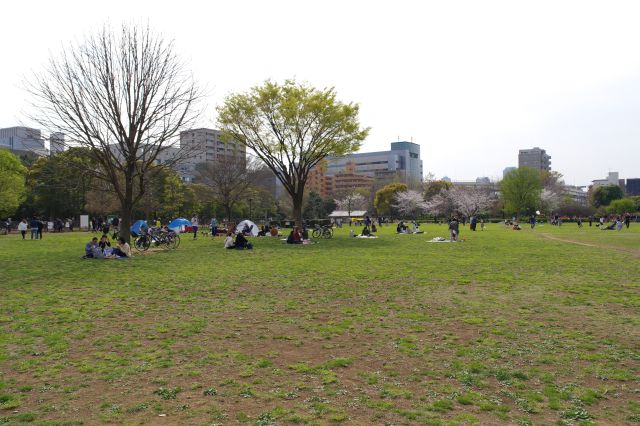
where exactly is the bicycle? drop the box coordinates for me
[312,225,333,239]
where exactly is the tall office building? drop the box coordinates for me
[156,128,246,182]
[518,147,551,171]
[0,126,47,155]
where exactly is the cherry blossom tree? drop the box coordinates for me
[448,187,494,218]
[393,190,429,218]
[334,192,366,216]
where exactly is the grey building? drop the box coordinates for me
[156,128,246,182]
[518,147,551,171]
[503,166,516,177]
[625,178,640,196]
[324,141,423,188]
[49,132,66,156]
[0,126,47,155]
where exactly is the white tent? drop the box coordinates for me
[236,220,259,236]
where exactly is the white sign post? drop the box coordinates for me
[80,215,89,231]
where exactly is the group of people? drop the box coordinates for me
[83,234,131,259]
[16,218,45,240]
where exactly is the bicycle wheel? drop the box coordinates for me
[312,229,321,239]
[323,228,333,239]
[169,233,180,249]
[134,235,150,252]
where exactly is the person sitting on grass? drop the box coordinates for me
[360,226,371,237]
[111,237,131,258]
[224,232,236,249]
[98,234,111,251]
[84,237,100,258]
[396,221,408,234]
[286,227,303,244]
[234,232,253,249]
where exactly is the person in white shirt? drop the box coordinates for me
[17,219,28,240]
[224,232,235,249]
[191,214,199,240]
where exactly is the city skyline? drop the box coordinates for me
[2,0,640,186]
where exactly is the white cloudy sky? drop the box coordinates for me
[2,0,640,186]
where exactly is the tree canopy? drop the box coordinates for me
[374,183,408,216]
[217,79,369,225]
[499,167,543,216]
[590,184,624,208]
[0,150,27,218]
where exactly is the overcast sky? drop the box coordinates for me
[2,0,640,186]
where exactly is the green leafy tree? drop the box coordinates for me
[423,179,452,200]
[217,79,369,226]
[374,183,408,216]
[590,184,624,208]
[0,150,27,218]
[499,167,542,216]
[26,148,93,218]
[606,197,636,215]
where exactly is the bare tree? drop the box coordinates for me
[393,190,429,219]
[27,24,201,242]
[195,155,260,221]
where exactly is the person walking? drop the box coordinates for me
[30,217,39,240]
[624,213,631,229]
[588,216,593,227]
[210,217,218,237]
[576,217,583,228]
[470,215,477,231]
[18,219,27,240]
[529,214,536,229]
[191,214,199,239]
[449,217,459,242]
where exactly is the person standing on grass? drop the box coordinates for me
[624,213,631,229]
[191,213,199,239]
[616,216,623,231]
[577,217,583,228]
[480,218,485,231]
[18,219,27,240]
[37,218,44,240]
[588,216,593,227]
[449,217,459,242]
[529,214,536,229]
[30,217,39,240]
[210,217,218,237]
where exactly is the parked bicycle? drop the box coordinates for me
[134,228,180,251]
[312,224,333,239]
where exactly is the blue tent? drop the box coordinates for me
[168,218,191,232]
[130,220,148,237]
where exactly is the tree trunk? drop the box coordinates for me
[120,179,134,243]
[292,191,304,227]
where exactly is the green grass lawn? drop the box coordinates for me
[0,223,638,425]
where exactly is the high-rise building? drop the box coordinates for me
[518,147,551,171]
[49,132,66,155]
[0,126,47,155]
[157,128,246,182]
[626,178,640,196]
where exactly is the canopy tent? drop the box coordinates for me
[236,219,259,236]
[328,210,367,218]
[168,218,191,233]
[130,220,148,237]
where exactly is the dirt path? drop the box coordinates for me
[539,233,640,258]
